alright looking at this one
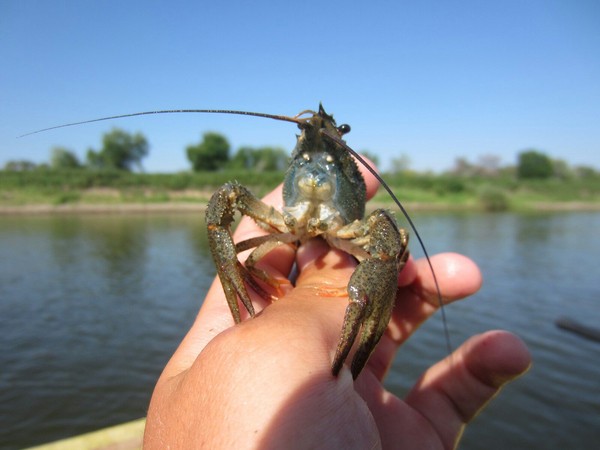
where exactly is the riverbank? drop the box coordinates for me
[0,202,207,215]
[2,169,599,214]
[2,200,600,215]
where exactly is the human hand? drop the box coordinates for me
[143,165,531,449]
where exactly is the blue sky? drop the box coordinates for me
[1,0,599,173]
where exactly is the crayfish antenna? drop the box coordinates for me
[18,109,303,138]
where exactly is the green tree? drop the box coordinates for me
[229,146,288,171]
[50,146,81,169]
[187,132,230,171]
[86,128,149,171]
[517,149,553,179]
[228,146,253,170]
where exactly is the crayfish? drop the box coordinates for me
[206,105,410,379]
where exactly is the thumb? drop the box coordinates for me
[404,330,531,448]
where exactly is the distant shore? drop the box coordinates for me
[0,202,206,215]
[2,200,600,215]
[3,170,599,215]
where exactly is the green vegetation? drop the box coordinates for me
[477,185,510,212]
[50,146,81,170]
[229,146,288,171]
[517,149,554,179]
[186,132,230,171]
[87,128,149,171]
[3,128,600,211]
[2,167,599,211]
[0,169,284,206]
[371,171,600,211]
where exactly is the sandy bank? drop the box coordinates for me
[1,201,600,215]
[0,203,207,215]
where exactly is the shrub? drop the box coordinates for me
[478,185,509,212]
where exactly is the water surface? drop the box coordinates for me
[1,211,599,448]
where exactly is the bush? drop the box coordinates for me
[478,185,509,211]
[434,176,465,195]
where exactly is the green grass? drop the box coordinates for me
[1,169,599,211]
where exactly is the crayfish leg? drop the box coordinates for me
[241,233,298,298]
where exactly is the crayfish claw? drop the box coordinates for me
[332,294,366,376]
[330,209,408,379]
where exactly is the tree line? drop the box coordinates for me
[5,128,287,174]
[4,127,599,181]
[446,150,598,180]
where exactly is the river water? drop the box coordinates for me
[1,211,599,449]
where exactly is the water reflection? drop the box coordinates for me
[49,216,149,301]
[515,212,554,243]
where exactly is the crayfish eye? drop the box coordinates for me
[338,124,351,135]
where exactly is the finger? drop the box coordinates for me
[363,253,481,380]
[295,238,357,289]
[404,330,532,448]
[267,238,360,369]
[356,154,380,200]
[389,253,482,344]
